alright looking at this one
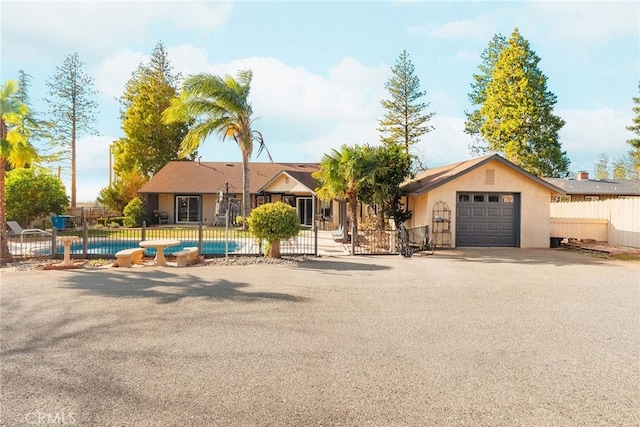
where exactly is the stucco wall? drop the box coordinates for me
[158,194,174,223]
[201,194,217,225]
[408,160,553,248]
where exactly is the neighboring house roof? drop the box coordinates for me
[138,161,319,195]
[402,154,565,195]
[542,177,640,196]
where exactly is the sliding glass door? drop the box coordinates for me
[176,196,200,223]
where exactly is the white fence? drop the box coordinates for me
[550,198,640,248]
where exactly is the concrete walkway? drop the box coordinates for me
[1,249,638,426]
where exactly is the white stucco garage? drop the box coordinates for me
[402,154,565,248]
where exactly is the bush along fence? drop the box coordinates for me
[5,222,318,260]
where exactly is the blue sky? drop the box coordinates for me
[2,0,639,202]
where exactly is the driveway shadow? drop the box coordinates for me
[61,269,308,304]
[296,258,392,272]
[433,248,621,267]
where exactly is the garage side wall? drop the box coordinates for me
[408,160,552,248]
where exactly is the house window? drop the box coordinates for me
[176,196,200,223]
[459,194,470,202]
[473,195,485,202]
[282,195,296,207]
[319,199,332,219]
[585,196,600,201]
[502,195,514,203]
[488,195,499,202]
[256,195,271,207]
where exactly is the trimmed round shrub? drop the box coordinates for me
[247,202,300,258]
[123,197,146,228]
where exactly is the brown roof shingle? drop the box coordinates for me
[402,154,565,195]
[138,161,319,195]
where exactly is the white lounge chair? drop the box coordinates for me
[6,221,51,236]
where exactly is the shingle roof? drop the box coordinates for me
[542,177,640,195]
[402,154,565,195]
[138,161,319,195]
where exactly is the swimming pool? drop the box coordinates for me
[42,239,243,256]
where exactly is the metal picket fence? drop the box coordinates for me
[5,223,317,260]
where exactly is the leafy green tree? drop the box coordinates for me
[594,153,610,179]
[612,157,629,179]
[378,50,434,171]
[6,167,68,226]
[112,42,191,179]
[163,70,271,228]
[247,201,300,258]
[465,34,508,156]
[359,144,412,229]
[122,197,146,227]
[466,29,570,177]
[1,80,40,262]
[97,170,148,212]
[313,144,375,243]
[625,81,640,178]
[46,52,99,207]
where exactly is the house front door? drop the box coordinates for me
[297,197,313,227]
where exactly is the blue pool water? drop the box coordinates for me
[54,240,242,256]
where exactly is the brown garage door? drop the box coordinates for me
[456,193,519,247]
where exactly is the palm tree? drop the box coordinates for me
[163,70,270,228]
[1,80,39,263]
[312,144,375,244]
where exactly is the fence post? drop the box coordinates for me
[83,222,88,258]
[51,227,58,259]
[198,222,203,256]
[351,224,356,256]
[314,224,318,257]
[141,221,146,241]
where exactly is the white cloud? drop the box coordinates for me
[427,15,495,40]
[208,56,388,123]
[416,115,473,167]
[559,108,633,171]
[1,2,233,62]
[522,2,639,44]
[95,50,148,101]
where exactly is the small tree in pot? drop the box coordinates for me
[247,202,299,258]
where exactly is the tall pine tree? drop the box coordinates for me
[625,81,640,178]
[378,50,434,172]
[46,53,99,207]
[466,29,569,177]
[112,42,191,179]
[464,34,507,156]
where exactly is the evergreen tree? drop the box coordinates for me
[625,81,640,178]
[112,42,191,179]
[466,29,570,177]
[594,153,610,179]
[464,34,507,155]
[378,50,434,171]
[15,70,52,159]
[46,53,100,207]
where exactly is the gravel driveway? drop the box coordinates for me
[1,249,638,426]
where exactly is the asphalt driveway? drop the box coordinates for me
[1,249,638,426]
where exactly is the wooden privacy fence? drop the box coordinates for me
[550,198,640,248]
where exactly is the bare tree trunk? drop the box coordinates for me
[71,105,77,207]
[0,155,12,264]
[242,151,250,230]
[268,240,281,258]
